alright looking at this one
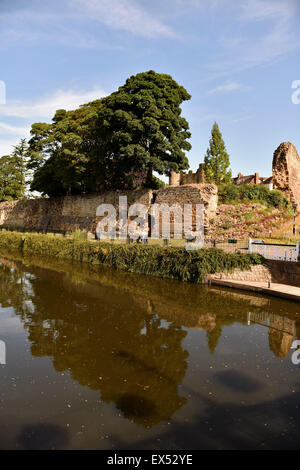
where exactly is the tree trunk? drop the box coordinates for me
[146,165,153,187]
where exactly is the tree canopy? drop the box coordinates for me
[28,102,104,196]
[28,70,192,196]
[204,122,232,185]
[0,149,26,201]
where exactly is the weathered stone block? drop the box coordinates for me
[273,142,300,205]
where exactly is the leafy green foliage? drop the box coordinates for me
[0,231,263,284]
[219,183,291,208]
[204,122,232,184]
[11,139,31,193]
[70,229,88,241]
[97,70,191,185]
[0,138,31,201]
[28,71,191,196]
[0,153,25,201]
[28,103,103,196]
[144,175,166,189]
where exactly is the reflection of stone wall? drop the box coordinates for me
[269,329,294,358]
[273,142,300,205]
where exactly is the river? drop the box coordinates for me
[0,253,300,450]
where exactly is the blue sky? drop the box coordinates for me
[0,0,299,179]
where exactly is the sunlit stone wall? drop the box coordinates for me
[0,184,217,237]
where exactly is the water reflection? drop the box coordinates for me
[0,257,188,427]
[0,253,300,432]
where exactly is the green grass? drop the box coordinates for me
[0,230,263,284]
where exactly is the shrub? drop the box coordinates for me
[0,231,263,284]
[70,229,88,241]
[218,183,290,209]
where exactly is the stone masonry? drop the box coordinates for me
[209,264,272,283]
[272,142,300,205]
[169,164,206,186]
[0,184,218,237]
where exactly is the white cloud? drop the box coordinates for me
[232,115,254,123]
[0,137,22,156]
[185,0,297,20]
[0,88,106,119]
[239,0,296,22]
[69,0,176,38]
[188,0,299,79]
[207,81,250,95]
[0,87,106,156]
[0,1,175,50]
[234,0,298,70]
[0,122,30,135]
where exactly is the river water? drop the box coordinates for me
[0,253,300,450]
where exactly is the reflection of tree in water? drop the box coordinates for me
[206,326,222,354]
[1,254,300,427]
[0,262,188,427]
[0,261,32,313]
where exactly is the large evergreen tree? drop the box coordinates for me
[28,70,191,196]
[97,70,191,186]
[204,122,232,185]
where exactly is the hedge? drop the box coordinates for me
[0,231,263,284]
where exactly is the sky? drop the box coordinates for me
[0,0,299,179]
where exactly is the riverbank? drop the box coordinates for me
[0,230,263,284]
[211,278,300,302]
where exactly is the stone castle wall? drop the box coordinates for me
[0,184,218,236]
[169,164,206,186]
[155,184,217,225]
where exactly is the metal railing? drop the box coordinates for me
[204,238,248,253]
[249,238,300,262]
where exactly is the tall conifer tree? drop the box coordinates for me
[204,122,231,185]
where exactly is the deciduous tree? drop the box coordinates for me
[0,153,25,201]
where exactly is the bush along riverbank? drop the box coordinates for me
[0,231,264,284]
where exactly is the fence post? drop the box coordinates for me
[296,241,300,261]
[248,238,252,254]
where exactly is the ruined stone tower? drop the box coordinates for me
[169,163,206,186]
[272,142,300,205]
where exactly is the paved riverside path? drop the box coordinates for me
[210,279,300,302]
